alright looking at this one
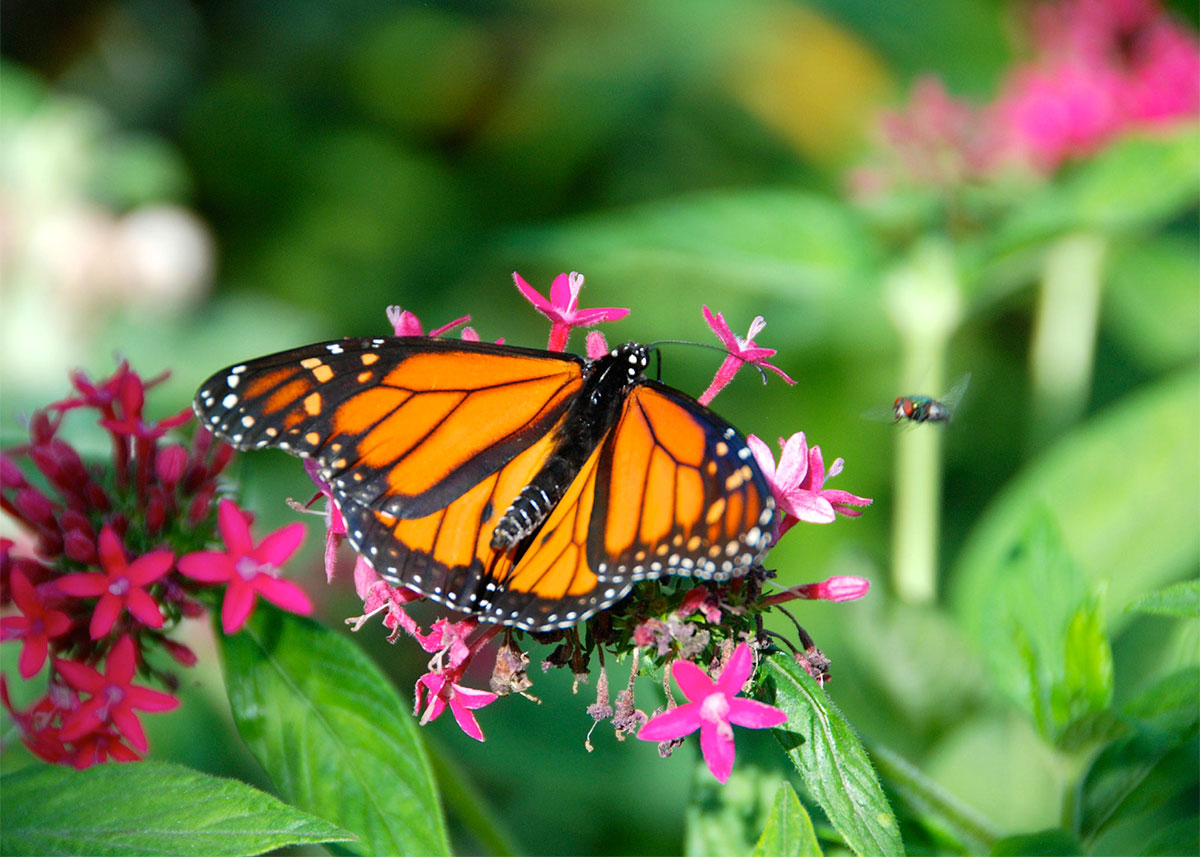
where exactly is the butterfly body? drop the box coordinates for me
[194,336,774,631]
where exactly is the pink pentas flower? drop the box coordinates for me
[414,671,498,742]
[1,570,72,677]
[177,499,312,633]
[55,635,179,753]
[638,643,787,783]
[698,307,795,406]
[56,526,173,639]
[1,676,74,764]
[387,306,472,338]
[747,433,872,539]
[513,271,629,352]
[71,727,141,768]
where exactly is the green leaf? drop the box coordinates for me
[219,604,450,857]
[752,781,823,857]
[515,190,883,331]
[954,370,1200,634]
[1126,580,1200,619]
[993,126,1200,251]
[1105,235,1200,370]
[871,743,1000,855]
[0,761,351,857]
[764,653,904,857]
[962,508,1114,744]
[1080,669,1200,842]
[990,827,1083,856]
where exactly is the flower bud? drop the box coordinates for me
[63,529,98,564]
[155,444,188,487]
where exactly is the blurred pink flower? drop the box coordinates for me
[698,307,795,406]
[55,636,179,753]
[748,432,872,539]
[414,672,498,742]
[513,271,629,352]
[177,499,312,633]
[1,569,72,677]
[763,575,872,606]
[638,644,787,783]
[56,526,173,639]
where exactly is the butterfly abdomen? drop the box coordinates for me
[490,343,649,552]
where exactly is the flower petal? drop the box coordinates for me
[217,499,254,556]
[672,659,716,701]
[54,658,106,694]
[9,570,38,613]
[18,635,48,679]
[637,702,703,742]
[698,720,736,783]
[782,491,837,524]
[125,589,165,628]
[88,593,123,639]
[715,644,755,695]
[548,272,572,310]
[55,573,109,597]
[774,433,810,488]
[702,306,738,350]
[255,522,307,566]
[126,685,181,712]
[726,697,788,729]
[513,272,552,312]
[97,527,128,575]
[110,705,149,753]
[106,636,138,684]
[221,581,257,634]
[449,698,487,741]
[126,551,175,586]
[253,576,313,616]
[745,435,777,481]
[177,552,234,583]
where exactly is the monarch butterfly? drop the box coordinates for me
[193,337,776,631]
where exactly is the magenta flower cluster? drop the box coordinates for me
[1,363,312,767]
[854,0,1198,192]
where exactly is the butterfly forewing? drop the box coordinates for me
[194,338,585,518]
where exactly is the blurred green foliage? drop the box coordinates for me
[2,1,1197,855]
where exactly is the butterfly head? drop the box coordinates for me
[607,342,650,385]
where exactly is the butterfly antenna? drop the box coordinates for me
[646,339,769,385]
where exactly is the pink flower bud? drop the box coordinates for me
[15,489,55,525]
[811,575,870,602]
[161,638,198,667]
[0,454,27,489]
[155,444,188,486]
[63,530,97,563]
[145,493,166,535]
[85,484,110,512]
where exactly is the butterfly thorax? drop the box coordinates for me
[490,343,649,552]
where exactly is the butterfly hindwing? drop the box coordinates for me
[195,338,585,518]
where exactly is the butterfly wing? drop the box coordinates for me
[468,381,777,629]
[194,337,585,517]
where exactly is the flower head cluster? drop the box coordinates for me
[854,0,1199,194]
[310,272,871,787]
[2,362,311,767]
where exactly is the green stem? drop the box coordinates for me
[1028,232,1107,452]
[884,239,963,605]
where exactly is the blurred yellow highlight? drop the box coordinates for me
[724,4,893,164]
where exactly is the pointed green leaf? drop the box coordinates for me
[1126,580,1200,619]
[219,605,450,857]
[0,761,351,856]
[752,781,823,857]
[764,653,904,857]
[954,370,1200,635]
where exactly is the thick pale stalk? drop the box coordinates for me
[884,240,962,604]
[1029,232,1107,451]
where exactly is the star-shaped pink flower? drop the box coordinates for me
[698,308,796,406]
[177,499,312,633]
[638,643,787,783]
[56,526,173,639]
[2,569,72,677]
[414,671,498,742]
[55,635,180,753]
[747,432,872,539]
[513,271,629,352]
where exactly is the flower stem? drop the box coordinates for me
[1028,232,1107,452]
[884,239,963,605]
